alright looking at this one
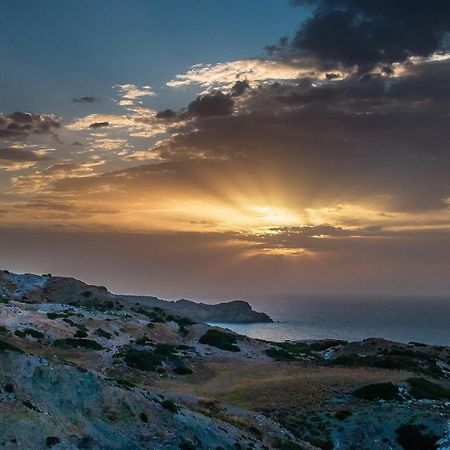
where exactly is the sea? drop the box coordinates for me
[209,296,450,346]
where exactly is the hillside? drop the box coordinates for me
[0,269,449,449]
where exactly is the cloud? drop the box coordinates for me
[187,92,234,117]
[73,96,98,103]
[155,109,178,120]
[167,58,314,90]
[288,0,450,71]
[0,146,53,171]
[0,147,52,162]
[114,84,156,107]
[67,113,174,138]
[89,121,109,129]
[0,112,60,141]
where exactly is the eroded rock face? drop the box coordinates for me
[0,352,284,450]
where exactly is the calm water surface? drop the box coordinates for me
[209,296,450,346]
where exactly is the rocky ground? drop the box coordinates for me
[0,269,449,449]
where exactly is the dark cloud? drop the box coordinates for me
[155,109,178,120]
[231,80,250,96]
[73,96,98,103]
[0,147,52,162]
[0,112,60,141]
[289,0,450,71]
[188,92,234,117]
[89,121,109,129]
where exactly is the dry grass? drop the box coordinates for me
[156,358,411,410]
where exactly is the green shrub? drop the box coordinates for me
[0,339,24,353]
[334,410,352,420]
[0,325,8,334]
[95,328,112,339]
[265,347,296,361]
[407,377,450,400]
[120,349,164,371]
[45,436,60,447]
[114,378,136,389]
[161,399,179,413]
[74,329,88,338]
[53,338,103,350]
[173,365,193,375]
[353,382,399,401]
[135,336,153,346]
[395,424,438,450]
[139,412,148,422]
[154,343,178,357]
[178,326,189,336]
[199,329,241,352]
[309,340,347,351]
[15,328,44,339]
[47,311,82,320]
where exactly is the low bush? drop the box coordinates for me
[45,436,60,447]
[47,311,82,320]
[120,349,165,371]
[173,365,193,375]
[95,328,112,339]
[15,328,44,339]
[407,377,450,400]
[74,329,88,338]
[53,338,103,350]
[309,340,347,352]
[265,347,296,361]
[395,424,438,450]
[0,339,24,353]
[199,329,241,352]
[353,382,399,401]
[161,399,179,413]
[334,410,352,420]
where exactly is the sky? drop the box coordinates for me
[0,0,449,301]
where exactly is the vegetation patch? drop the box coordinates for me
[69,298,123,312]
[161,399,179,413]
[353,382,399,401]
[330,352,444,378]
[132,306,167,323]
[15,328,45,339]
[53,338,103,350]
[45,436,60,447]
[395,424,438,450]
[265,347,296,361]
[74,329,88,338]
[116,343,182,372]
[95,328,112,339]
[407,377,450,400]
[117,348,166,371]
[308,340,347,351]
[135,336,154,346]
[47,310,82,320]
[199,329,241,352]
[334,410,352,420]
[0,339,24,353]
[173,365,193,375]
